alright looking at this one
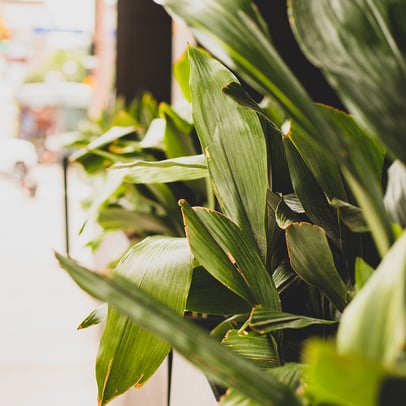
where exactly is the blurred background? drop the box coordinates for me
[0,1,117,405]
[0,0,203,404]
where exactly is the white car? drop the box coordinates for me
[0,137,38,195]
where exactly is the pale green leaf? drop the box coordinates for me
[354,257,375,292]
[384,160,406,228]
[304,340,387,406]
[110,154,208,184]
[337,230,406,368]
[70,126,136,161]
[95,237,194,404]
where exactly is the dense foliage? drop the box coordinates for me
[58,1,406,405]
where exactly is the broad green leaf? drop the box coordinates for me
[222,330,280,369]
[180,200,280,310]
[283,135,339,243]
[337,230,406,368]
[289,0,406,164]
[188,46,268,260]
[110,154,208,184]
[286,222,348,312]
[56,253,301,406]
[77,303,107,330]
[187,267,251,315]
[304,340,388,406]
[221,80,292,196]
[249,308,337,335]
[95,237,194,404]
[384,160,406,228]
[354,257,375,292]
[97,207,175,236]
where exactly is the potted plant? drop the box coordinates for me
[57,1,406,405]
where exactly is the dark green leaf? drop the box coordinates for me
[283,135,339,243]
[331,199,369,233]
[180,200,281,310]
[290,0,406,164]
[286,222,348,312]
[187,267,251,315]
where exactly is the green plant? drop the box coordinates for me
[57,1,406,405]
[67,90,208,252]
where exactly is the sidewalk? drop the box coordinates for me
[0,163,100,405]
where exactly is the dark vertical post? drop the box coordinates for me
[62,153,70,256]
[254,0,344,109]
[116,0,172,104]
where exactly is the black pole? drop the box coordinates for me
[62,153,70,256]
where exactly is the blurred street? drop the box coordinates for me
[0,162,100,405]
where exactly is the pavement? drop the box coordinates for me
[0,162,100,405]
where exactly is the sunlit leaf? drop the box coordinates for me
[110,154,208,184]
[304,340,387,406]
[56,252,300,406]
[337,230,406,368]
[180,200,280,310]
[354,257,375,292]
[95,237,194,404]
[77,303,107,330]
[70,126,136,161]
